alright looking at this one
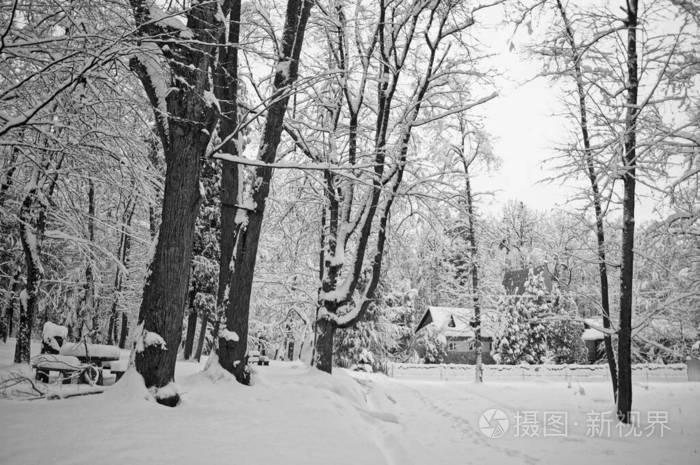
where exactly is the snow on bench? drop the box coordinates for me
[59,343,121,361]
[42,321,69,353]
[104,359,128,372]
[32,354,85,384]
[31,354,83,371]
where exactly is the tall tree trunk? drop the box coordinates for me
[183,288,197,360]
[617,0,638,424]
[129,0,220,401]
[462,163,482,384]
[14,188,42,363]
[555,0,618,398]
[108,199,135,345]
[1,272,20,342]
[314,315,336,374]
[135,125,209,397]
[86,179,97,339]
[214,0,242,364]
[118,312,128,349]
[219,0,314,382]
[194,309,208,362]
[0,143,19,207]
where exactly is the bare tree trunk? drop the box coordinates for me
[194,310,208,362]
[15,189,42,363]
[462,162,482,383]
[314,315,336,374]
[108,199,135,345]
[129,0,220,402]
[1,272,20,342]
[135,128,209,398]
[219,0,314,383]
[617,0,638,424]
[14,148,62,362]
[555,0,618,398]
[86,179,97,339]
[118,312,128,349]
[183,288,197,360]
[214,0,242,365]
[0,144,18,207]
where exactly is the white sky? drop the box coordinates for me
[467,2,673,223]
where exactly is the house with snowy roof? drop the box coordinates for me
[582,317,698,363]
[414,306,497,364]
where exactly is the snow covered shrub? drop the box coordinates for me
[334,321,377,369]
[334,282,417,370]
[546,319,588,364]
[417,326,447,364]
[496,270,549,364]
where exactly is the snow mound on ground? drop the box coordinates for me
[102,368,152,403]
[0,365,45,400]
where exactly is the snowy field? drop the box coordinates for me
[0,340,698,465]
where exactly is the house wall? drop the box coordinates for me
[445,336,495,364]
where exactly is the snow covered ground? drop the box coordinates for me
[1,339,698,465]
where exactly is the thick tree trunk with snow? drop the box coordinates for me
[617,0,638,424]
[218,0,314,383]
[315,316,336,374]
[220,210,263,380]
[135,123,209,396]
[129,0,220,401]
[214,0,242,360]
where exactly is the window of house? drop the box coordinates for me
[447,341,457,351]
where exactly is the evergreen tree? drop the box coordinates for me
[496,269,549,364]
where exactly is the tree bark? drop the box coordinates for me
[617,0,638,424]
[118,312,128,349]
[86,179,97,338]
[0,143,18,207]
[462,162,482,384]
[1,272,20,342]
[555,0,618,398]
[108,199,135,345]
[135,125,210,393]
[183,288,197,360]
[219,0,314,382]
[14,189,42,363]
[314,316,336,374]
[129,0,220,400]
[214,0,242,362]
[194,309,208,362]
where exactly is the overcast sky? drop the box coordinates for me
[467,2,671,223]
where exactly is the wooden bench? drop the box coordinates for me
[59,343,124,385]
[31,355,85,384]
[102,359,127,382]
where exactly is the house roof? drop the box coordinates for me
[502,265,554,295]
[415,306,498,338]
